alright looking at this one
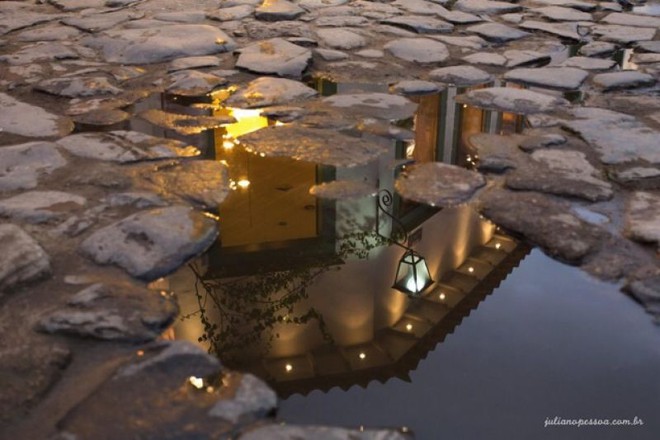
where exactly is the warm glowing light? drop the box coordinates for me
[468,266,474,273]
[405,323,413,331]
[136,350,144,357]
[222,140,235,150]
[285,364,293,372]
[237,179,250,189]
[206,386,214,393]
[189,376,204,389]
[224,108,269,138]
[495,243,501,249]
[439,293,446,300]
[359,352,366,360]
[275,121,285,126]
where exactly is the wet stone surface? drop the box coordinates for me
[0,0,659,437]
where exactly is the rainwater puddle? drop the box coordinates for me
[136,79,659,439]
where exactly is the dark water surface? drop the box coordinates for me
[278,250,660,440]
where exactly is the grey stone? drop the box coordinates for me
[309,180,377,199]
[0,191,86,224]
[381,16,454,34]
[479,189,604,262]
[624,274,660,319]
[316,16,369,27]
[166,70,228,96]
[429,65,492,86]
[462,52,507,66]
[323,92,417,120]
[469,133,528,172]
[317,28,367,49]
[560,56,617,71]
[467,22,530,42]
[562,107,659,165]
[534,6,592,21]
[527,0,595,11]
[239,425,411,440]
[235,38,312,78]
[433,35,487,49]
[395,162,485,207]
[591,24,656,44]
[207,5,255,22]
[238,125,388,167]
[56,131,200,163]
[16,24,82,42]
[455,0,522,14]
[83,24,236,64]
[632,53,660,65]
[226,77,318,108]
[35,76,123,98]
[506,149,614,202]
[0,342,70,425]
[139,109,235,136]
[384,37,449,63]
[103,192,167,209]
[626,192,660,248]
[61,10,137,32]
[519,20,581,40]
[315,48,349,61]
[503,49,552,67]
[73,109,131,127]
[255,0,305,21]
[612,167,660,184]
[208,373,277,422]
[0,93,73,138]
[135,160,230,209]
[637,41,660,54]
[503,67,588,90]
[455,87,569,114]
[153,11,207,23]
[167,56,222,72]
[601,12,660,29]
[57,341,234,440]
[244,19,314,40]
[80,206,219,280]
[356,49,385,58]
[0,142,67,191]
[518,133,567,151]
[392,0,449,16]
[38,282,178,342]
[390,80,442,95]
[579,41,616,57]
[0,10,63,36]
[592,71,656,91]
[299,0,348,8]
[0,224,51,293]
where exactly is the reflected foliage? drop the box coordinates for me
[183,231,389,364]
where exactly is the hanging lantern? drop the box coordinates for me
[392,250,433,296]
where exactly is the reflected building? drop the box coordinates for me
[161,80,529,396]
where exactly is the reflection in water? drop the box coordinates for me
[163,79,532,397]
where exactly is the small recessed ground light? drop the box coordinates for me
[359,352,366,360]
[495,242,501,249]
[285,364,293,372]
[468,266,474,273]
[439,293,446,300]
[189,376,204,389]
[405,323,413,331]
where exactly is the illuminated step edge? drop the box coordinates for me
[259,235,531,397]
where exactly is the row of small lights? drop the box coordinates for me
[281,240,505,374]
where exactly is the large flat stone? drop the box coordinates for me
[83,24,237,64]
[80,206,219,280]
[395,162,485,207]
[0,93,73,138]
[467,22,530,42]
[322,92,417,120]
[384,37,449,63]
[0,191,86,224]
[38,282,178,342]
[626,192,660,249]
[235,38,312,78]
[455,87,569,114]
[503,67,589,90]
[0,224,51,293]
[56,131,200,163]
[0,141,67,191]
[226,77,317,108]
[479,189,604,262]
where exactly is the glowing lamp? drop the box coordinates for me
[392,250,433,296]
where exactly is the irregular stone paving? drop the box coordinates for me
[0,0,659,438]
